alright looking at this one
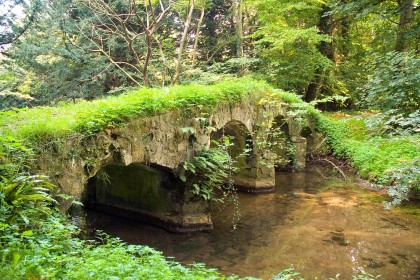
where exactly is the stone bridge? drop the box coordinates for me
[38,97,318,232]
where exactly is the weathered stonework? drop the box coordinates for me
[37,98,313,232]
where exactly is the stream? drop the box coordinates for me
[83,163,420,279]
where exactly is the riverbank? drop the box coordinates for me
[317,112,419,207]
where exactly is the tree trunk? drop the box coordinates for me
[233,0,244,75]
[395,0,415,52]
[235,0,244,58]
[172,0,195,85]
[190,1,206,68]
[304,4,333,102]
[143,34,152,87]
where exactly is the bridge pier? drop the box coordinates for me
[232,152,276,193]
[291,136,307,170]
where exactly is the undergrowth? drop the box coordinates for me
[318,112,420,206]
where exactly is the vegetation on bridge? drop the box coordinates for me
[0,78,272,145]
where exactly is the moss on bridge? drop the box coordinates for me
[0,78,270,144]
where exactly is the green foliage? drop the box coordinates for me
[365,110,420,136]
[360,51,420,114]
[318,113,420,204]
[0,214,226,279]
[272,268,303,280]
[183,146,233,202]
[0,0,41,46]
[0,92,33,110]
[250,0,332,94]
[384,158,420,208]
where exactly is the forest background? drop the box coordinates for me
[0,0,418,114]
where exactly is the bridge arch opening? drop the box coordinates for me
[83,162,212,232]
[210,120,254,171]
[271,116,294,169]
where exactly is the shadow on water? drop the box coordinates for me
[81,163,420,279]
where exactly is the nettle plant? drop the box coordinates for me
[181,136,237,203]
[384,158,420,208]
[180,135,241,228]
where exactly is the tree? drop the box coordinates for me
[0,0,41,47]
[332,0,419,52]
[395,0,416,52]
[250,0,332,97]
[172,0,196,85]
[190,0,208,68]
[73,0,172,87]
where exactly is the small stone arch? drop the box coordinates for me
[300,126,323,153]
[210,120,275,192]
[210,120,254,172]
[84,163,174,212]
[270,115,294,169]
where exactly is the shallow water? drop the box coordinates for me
[84,163,420,279]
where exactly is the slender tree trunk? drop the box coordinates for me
[233,0,244,75]
[304,4,333,102]
[235,0,244,58]
[190,1,206,68]
[143,34,152,87]
[172,0,195,85]
[395,0,415,52]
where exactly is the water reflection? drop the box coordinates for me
[84,163,420,279]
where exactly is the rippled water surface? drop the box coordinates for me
[84,164,420,279]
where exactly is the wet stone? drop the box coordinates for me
[329,231,350,246]
[362,257,385,269]
[388,256,399,265]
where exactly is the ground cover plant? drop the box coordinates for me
[318,112,420,206]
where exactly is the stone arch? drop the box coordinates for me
[84,163,175,213]
[300,126,321,153]
[209,120,275,193]
[210,120,254,172]
[270,115,294,169]
[82,153,212,232]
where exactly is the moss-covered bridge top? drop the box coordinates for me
[0,78,316,147]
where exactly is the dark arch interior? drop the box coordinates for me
[301,126,312,138]
[210,120,253,170]
[83,163,180,222]
[271,116,293,169]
